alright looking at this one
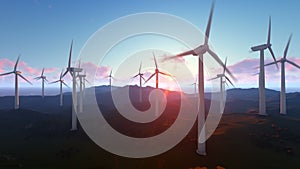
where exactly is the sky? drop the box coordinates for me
[0,0,300,94]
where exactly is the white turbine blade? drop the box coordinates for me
[159,71,172,77]
[62,81,70,88]
[132,74,139,79]
[267,16,271,45]
[207,49,237,81]
[268,47,278,69]
[59,69,64,80]
[162,50,196,62]
[223,57,227,74]
[0,71,14,76]
[204,0,215,45]
[141,75,146,81]
[264,60,279,67]
[68,40,73,68]
[14,55,21,71]
[225,81,229,87]
[62,69,69,78]
[153,52,158,69]
[19,74,32,85]
[85,79,91,85]
[176,50,197,57]
[139,62,142,74]
[41,68,45,76]
[144,73,156,84]
[225,76,235,87]
[50,80,60,84]
[286,60,300,69]
[34,76,42,80]
[207,76,218,81]
[283,34,292,59]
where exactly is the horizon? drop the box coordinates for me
[1,85,300,97]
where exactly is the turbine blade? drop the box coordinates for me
[0,71,14,76]
[141,75,146,81]
[284,34,292,59]
[34,77,42,80]
[62,81,70,88]
[225,76,235,87]
[50,80,60,84]
[162,50,196,62]
[225,81,229,87]
[207,76,219,81]
[204,0,215,45]
[139,62,142,74]
[286,60,300,69]
[85,79,91,85]
[132,74,139,78]
[177,49,197,57]
[19,74,32,85]
[207,49,237,81]
[159,71,172,77]
[62,70,69,78]
[68,40,73,68]
[14,55,21,71]
[267,16,271,45]
[44,78,49,83]
[223,57,227,74]
[60,69,64,79]
[264,60,279,67]
[153,52,158,69]
[144,73,156,84]
[41,68,44,76]
[268,47,278,69]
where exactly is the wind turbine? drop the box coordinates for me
[208,58,234,114]
[132,62,145,102]
[62,40,82,131]
[251,17,278,116]
[34,68,48,98]
[264,34,300,115]
[145,53,172,88]
[145,53,172,117]
[164,1,235,155]
[106,69,115,86]
[77,61,90,113]
[50,69,69,107]
[0,55,32,109]
[191,77,198,97]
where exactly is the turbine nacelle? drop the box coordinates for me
[279,58,287,62]
[67,67,83,73]
[194,44,209,55]
[16,71,22,75]
[251,43,270,51]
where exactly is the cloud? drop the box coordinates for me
[227,57,300,87]
[0,58,60,86]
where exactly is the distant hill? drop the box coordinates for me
[1,85,300,116]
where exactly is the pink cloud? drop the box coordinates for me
[227,57,300,86]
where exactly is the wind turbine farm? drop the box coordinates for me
[1,0,300,169]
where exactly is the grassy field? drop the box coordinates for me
[0,108,299,169]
